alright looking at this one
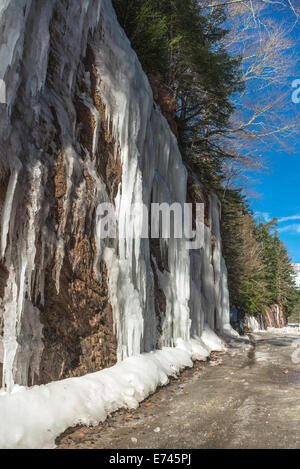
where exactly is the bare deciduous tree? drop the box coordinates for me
[203,0,300,189]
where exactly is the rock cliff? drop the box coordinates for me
[0,0,234,391]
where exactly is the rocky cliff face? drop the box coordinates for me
[0,0,233,391]
[245,304,287,332]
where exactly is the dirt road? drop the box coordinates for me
[57,332,300,449]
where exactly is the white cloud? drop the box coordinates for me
[254,211,272,222]
[278,224,300,234]
[278,215,300,223]
[254,212,300,236]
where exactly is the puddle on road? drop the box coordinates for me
[246,334,256,367]
[247,347,256,366]
[287,373,300,385]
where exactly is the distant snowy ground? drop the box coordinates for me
[0,328,224,449]
[266,326,300,335]
[252,326,300,335]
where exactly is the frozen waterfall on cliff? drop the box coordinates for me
[0,0,236,448]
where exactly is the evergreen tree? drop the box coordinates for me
[222,194,297,316]
[221,189,266,314]
[112,0,243,163]
[255,221,297,315]
[112,0,170,74]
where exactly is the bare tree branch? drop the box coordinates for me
[203,0,300,18]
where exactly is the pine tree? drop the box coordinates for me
[221,189,266,313]
[112,0,243,164]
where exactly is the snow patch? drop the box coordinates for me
[175,338,210,361]
[267,326,300,335]
[201,325,226,352]
[0,345,203,449]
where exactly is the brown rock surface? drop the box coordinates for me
[34,39,122,385]
[148,72,179,139]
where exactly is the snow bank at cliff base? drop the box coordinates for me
[0,337,225,449]
[201,325,226,352]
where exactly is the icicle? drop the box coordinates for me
[2,163,42,391]
[1,169,18,259]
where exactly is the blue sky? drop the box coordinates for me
[241,8,300,262]
[250,145,300,262]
